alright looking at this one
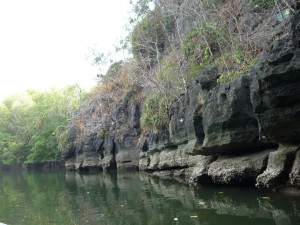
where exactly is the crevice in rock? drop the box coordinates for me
[97,141,105,159]
[193,105,204,144]
[268,53,294,66]
[196,174,214,185]
[220,93,227,101]
[108,140,117,170]
[141,139,149,152]
[282,152,297,185]
[78,167,90,172]
[260,153,270,175]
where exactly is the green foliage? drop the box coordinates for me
[186,47,214,78]
[202,0,227,10]
[249,0,274,9]
[0,85,85,165]
[181,23,230,79]
[130,0,154,19]
[140,93,169,133]
[130,7,175,64]
[26,130,58,163]
[0,133,24,164]
[217,51,259,83]
[97,130,110,137]
[181,21,259,83]
[55,125,71,152]
[182,23,228,60]
[157,57,185,92]
[157,61,178,83]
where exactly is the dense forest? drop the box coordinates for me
[0,0,298,166]
[0,85,86,164]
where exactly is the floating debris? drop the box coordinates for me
[190,216,198,218]
[218,192,224,194]
[198,202,207,205]
[173,218,178,221]
[121,205,124,207]
[262,196,270,200]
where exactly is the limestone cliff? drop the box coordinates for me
[64,10,300,189]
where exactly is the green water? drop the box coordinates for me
[0,171,299,225]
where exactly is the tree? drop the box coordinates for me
[0,85,86,164]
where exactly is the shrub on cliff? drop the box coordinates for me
[140,93,169,133]
[130,6,176,66]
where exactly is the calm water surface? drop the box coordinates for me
[0,170,299,225]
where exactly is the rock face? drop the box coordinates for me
[250,11,300,144]
[65,10,300,189]
[206,150,271,186]
[290,150,300,186]
[256,145,299,188]
[64,91,141,172]
[201,76,261,154]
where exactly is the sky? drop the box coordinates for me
[0,0,132,100]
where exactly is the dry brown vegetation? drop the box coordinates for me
[72,0,300,138]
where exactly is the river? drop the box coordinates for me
[0,170,299,225]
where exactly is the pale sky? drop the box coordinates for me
[0,0,132,100]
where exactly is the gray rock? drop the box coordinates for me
[290,149,300,187]
[63,9,300,190]
[168,70,206,150]
[114,128,140,170]
[201,75,261,154]
[82,151,101,170]
[256,145,299,188]
[148,152,160,170]
[65,157,76,170]
[64,88,142,171]
[138,130,171,154]
[207,149,272,186]
[97,136,116,171]
[75,155,84,171]
[198,66,219,93]
[138,152,150,170]
[189,155,216,184]
[139,141,208,177]
[250,11,300,144]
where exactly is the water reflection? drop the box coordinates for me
[0,171,299,225]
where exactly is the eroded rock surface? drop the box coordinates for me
[201,76,260,154]
[207,150,272,186]
[64,91,141,171]
[256,145,299,188]
[64,11,300,189]
[290,150,300,186]
[250,11,300,144]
